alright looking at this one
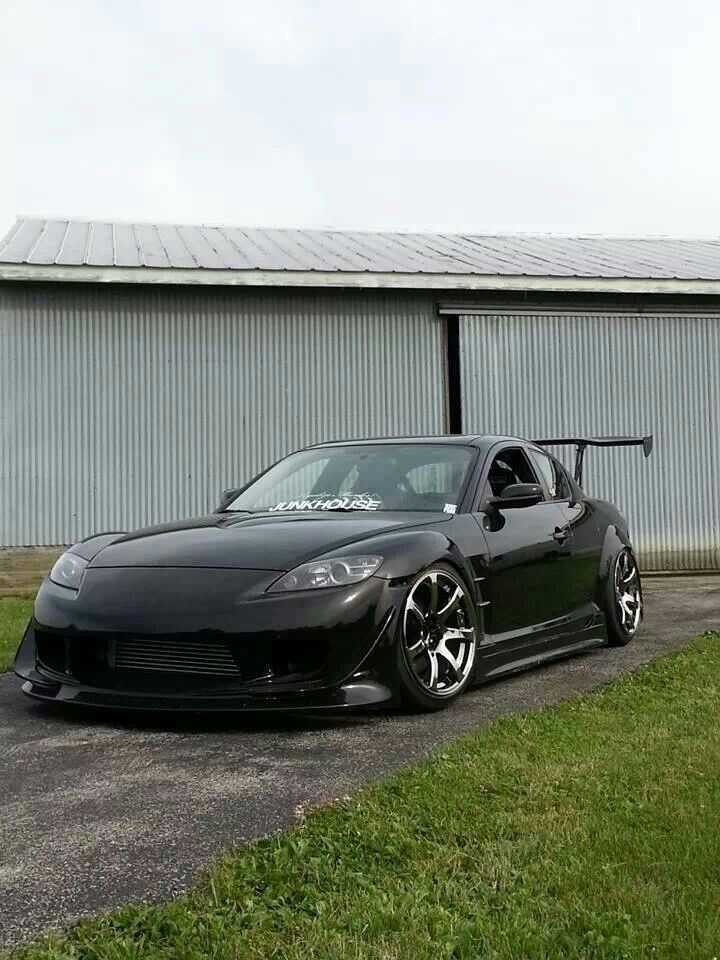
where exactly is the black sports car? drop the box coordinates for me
[15,433,652,713]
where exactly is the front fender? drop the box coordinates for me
[326,529,477,597]
[71,532,127,562]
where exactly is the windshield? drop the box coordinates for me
[227,444,476,514]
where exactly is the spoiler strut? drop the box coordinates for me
[533,435,653,487]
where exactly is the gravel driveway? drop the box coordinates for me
[1,576,718,951]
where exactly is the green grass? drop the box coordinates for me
[0,598,32,672]
[9,633,720,960]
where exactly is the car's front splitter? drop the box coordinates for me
[17,675,395,712]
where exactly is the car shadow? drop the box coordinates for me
[26,698,384,734]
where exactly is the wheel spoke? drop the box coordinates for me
[437,586,463,624]
[435,637,462,681]
[406,598,425,623]
[442,627,474,642]
[427,651,439,690]
[428,573,439,614]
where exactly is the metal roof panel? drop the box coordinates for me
[26,220,69,264]
[86,222,114,266]
[0,219,46,262]
[155,224,198,268]
[133,223,172,269]
[111,223,143,267]
[175,225,227,269]
[4,218,720,284]
[54,221,91,265]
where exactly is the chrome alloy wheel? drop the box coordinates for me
[402,570,477,697]
[615,549,642,636]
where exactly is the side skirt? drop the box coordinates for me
[474,624,607,684]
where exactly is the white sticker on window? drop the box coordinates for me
[268,493,383,512]
[444,503,457,514]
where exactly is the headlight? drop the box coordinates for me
[267,555,383,593]
[49,551,88,591]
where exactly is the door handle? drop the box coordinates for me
[552,526,570,544]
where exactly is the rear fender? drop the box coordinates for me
[595,524,634,608]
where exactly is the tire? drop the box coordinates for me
[395,562,479,711]
[605,547,643,646]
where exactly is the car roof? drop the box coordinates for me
[307,434,529,451]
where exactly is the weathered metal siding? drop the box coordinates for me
[460,311,720,571]
[0,285,444,546]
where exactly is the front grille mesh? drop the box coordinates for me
[115,637,240,676]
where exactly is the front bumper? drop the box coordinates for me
[16,669,394,713]
[14,569,402,712]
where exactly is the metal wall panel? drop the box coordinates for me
[460,311,720,571]
[0,285,444,546]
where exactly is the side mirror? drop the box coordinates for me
[216,487,241,512]
[490,483,544,510]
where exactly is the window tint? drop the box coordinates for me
[485,448,540,499]
[406,460,466,496]
[255,457,332,504]
[555,462,572,499]
[227,444,476,513]
[529,450,572,500]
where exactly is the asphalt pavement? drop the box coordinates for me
[1,576,718,951]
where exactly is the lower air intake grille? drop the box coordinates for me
[115,637,240,677]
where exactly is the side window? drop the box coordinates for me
[484,447,541,500]
[529,450,571,501]
[555,462,573,500]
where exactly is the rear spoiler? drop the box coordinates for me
[533,435,653,487]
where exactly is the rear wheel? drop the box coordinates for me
[605,548,643,646]
[395,563,478,711]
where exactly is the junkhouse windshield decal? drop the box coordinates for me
[267,493,383,512]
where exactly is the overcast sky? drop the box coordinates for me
[3,0,720,238]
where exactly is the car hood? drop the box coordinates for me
[87,511,451,571]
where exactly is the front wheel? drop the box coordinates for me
[605,548,643,646]
[395,563,479,711]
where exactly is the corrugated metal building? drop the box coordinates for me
[1,217,719,570]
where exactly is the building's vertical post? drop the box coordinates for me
[443,314,462,434]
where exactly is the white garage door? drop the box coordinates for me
[460,311,720,571]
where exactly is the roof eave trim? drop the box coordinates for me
[2,263,720,295]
